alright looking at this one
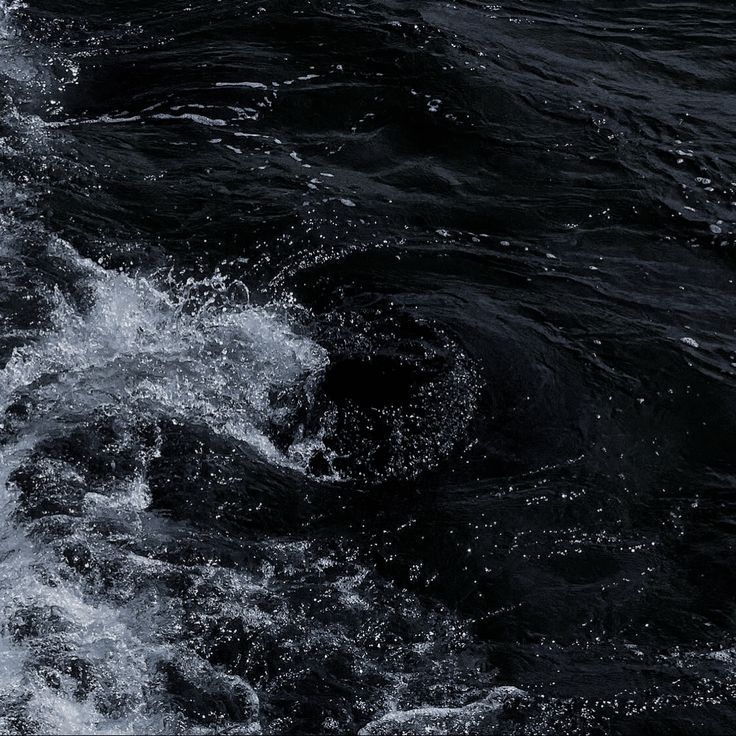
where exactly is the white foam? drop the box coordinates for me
[0,236,326,731]
[358,687,525,735]
[0,240,329,470]
[215,81,268,90]
[150,112,227,127]
[0,435,179,734]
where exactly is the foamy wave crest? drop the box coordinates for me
[0,239,331,733]
[0,239,329,471]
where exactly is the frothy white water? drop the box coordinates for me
[1,239,329,471]
[358,687,526,735]
[0,239,334,733]
[0,435,176,734]
[0,0,35,83]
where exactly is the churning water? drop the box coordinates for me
[0,1,735,734]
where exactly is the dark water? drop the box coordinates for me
[0,1,735,733]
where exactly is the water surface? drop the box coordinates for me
[0,1,735,733]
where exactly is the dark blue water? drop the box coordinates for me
[0,1,735,733]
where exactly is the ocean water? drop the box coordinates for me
[0,1,735,733]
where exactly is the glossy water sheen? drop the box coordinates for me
[0,1,735,734]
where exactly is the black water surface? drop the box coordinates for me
[1,1,736,734]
